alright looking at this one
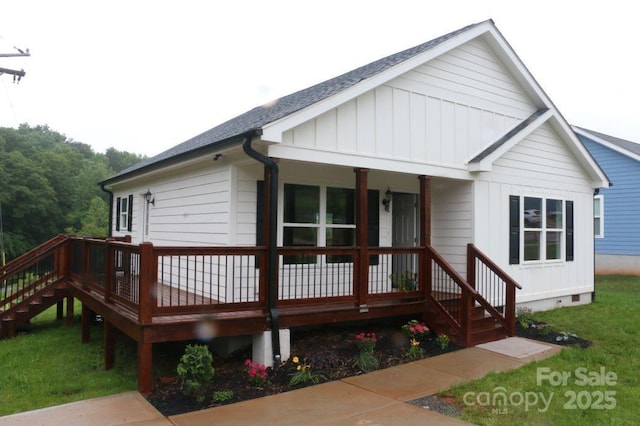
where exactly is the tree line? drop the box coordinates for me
[0,124,145,261]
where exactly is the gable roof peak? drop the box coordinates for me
[103,20,496,184]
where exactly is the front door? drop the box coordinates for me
[391,193,418,289]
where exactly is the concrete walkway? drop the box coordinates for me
[0,337,560,426]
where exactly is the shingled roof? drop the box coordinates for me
[102,20,488,185]
[575,126,640,157]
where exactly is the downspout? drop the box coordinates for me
[100,184,114,238]
[242,135,281,366]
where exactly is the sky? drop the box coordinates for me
[0,1,638,157]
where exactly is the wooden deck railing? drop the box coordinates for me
[467,243,522,336]
[0,235,69,313]
[3,236,518,346]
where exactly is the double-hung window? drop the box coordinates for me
[594,195,604,238]
[116,194,133,232]
[510,195,573,264]
[282,184,357,264]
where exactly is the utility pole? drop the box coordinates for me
[0,46,30,83]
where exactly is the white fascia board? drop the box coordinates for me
[551,118,610,189]
[573,126,640,163]
[267,144,474,181]
[468,109,553,172]
[261,22,495,143]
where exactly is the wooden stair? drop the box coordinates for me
[0,283,70,339]
[424,296,508,347]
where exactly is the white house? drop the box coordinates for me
[100,20,608,356]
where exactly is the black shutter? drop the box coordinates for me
[509,195,520,264]
[127,194,134,232]
[116,197,121,231]
[566,200,574,261]
[368,189,380,265]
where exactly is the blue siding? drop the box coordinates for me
[579,135,640,255]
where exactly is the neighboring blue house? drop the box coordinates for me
[574,126,640,275]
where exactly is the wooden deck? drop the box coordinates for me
[0,235,520,394]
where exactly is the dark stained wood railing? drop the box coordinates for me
[0,235,69,313]
[152,245,267,316]
[467,243,522,336]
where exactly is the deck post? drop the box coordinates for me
[137,340,153,394]
[354,168,369,310]
[466,244,476,290]
[81,304,91,343]
[104,239,115,304]
[418,176,432,246]
[56,300,64,320]
[65,295,74,326]
[419,176,432,298]
[104,320,115,370]
[506,281,516,336]
[138,242,155,325]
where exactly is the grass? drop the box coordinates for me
[0,302,137,416]
[447,275,639,425]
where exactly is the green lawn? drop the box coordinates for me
[0,302,137,416]
[448,275,639,425]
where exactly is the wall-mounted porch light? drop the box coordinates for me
[144,189,155,206]
[382,188,392,212]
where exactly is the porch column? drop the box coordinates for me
[354,168,369,311]
[418,176,432,246]
[104,320,115,370]
[419,176,432,299]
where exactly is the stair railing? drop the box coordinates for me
[0,235,70,313]
[467,244,522,336]
[426,244,521,344]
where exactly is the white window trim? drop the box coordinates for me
[594,194,604,238]
[280,183,356,264]
[522,196,565,264]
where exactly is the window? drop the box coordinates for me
[281,184,378,264]
[510,195,573,264]
[594,195,603,238]
[115,194,133,232]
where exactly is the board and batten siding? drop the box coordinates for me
[474,123,595,303]
[280,38,532,171]
[579,137,640,255]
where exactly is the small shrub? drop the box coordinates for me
[435,334,450,349]
[213,390,234,403]
[289,356,326,387]
[531,323,550,336]
[516,306,534,329]
[177,344,215,403]
[244,359,268,387]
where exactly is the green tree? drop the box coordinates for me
[0,124,143,260]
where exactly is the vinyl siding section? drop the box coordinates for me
[579,136,640,255]
[280,38,532,170]
[111,162,232,246]
[432,180,473,277]
[474,123,595,302]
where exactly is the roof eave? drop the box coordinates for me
[99,129,262,187]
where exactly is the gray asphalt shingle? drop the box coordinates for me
[103,20,487,184]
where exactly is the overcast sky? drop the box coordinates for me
[1,1,638,157]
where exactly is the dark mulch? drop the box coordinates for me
[146,318,592,417]
[146,317,461,417]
